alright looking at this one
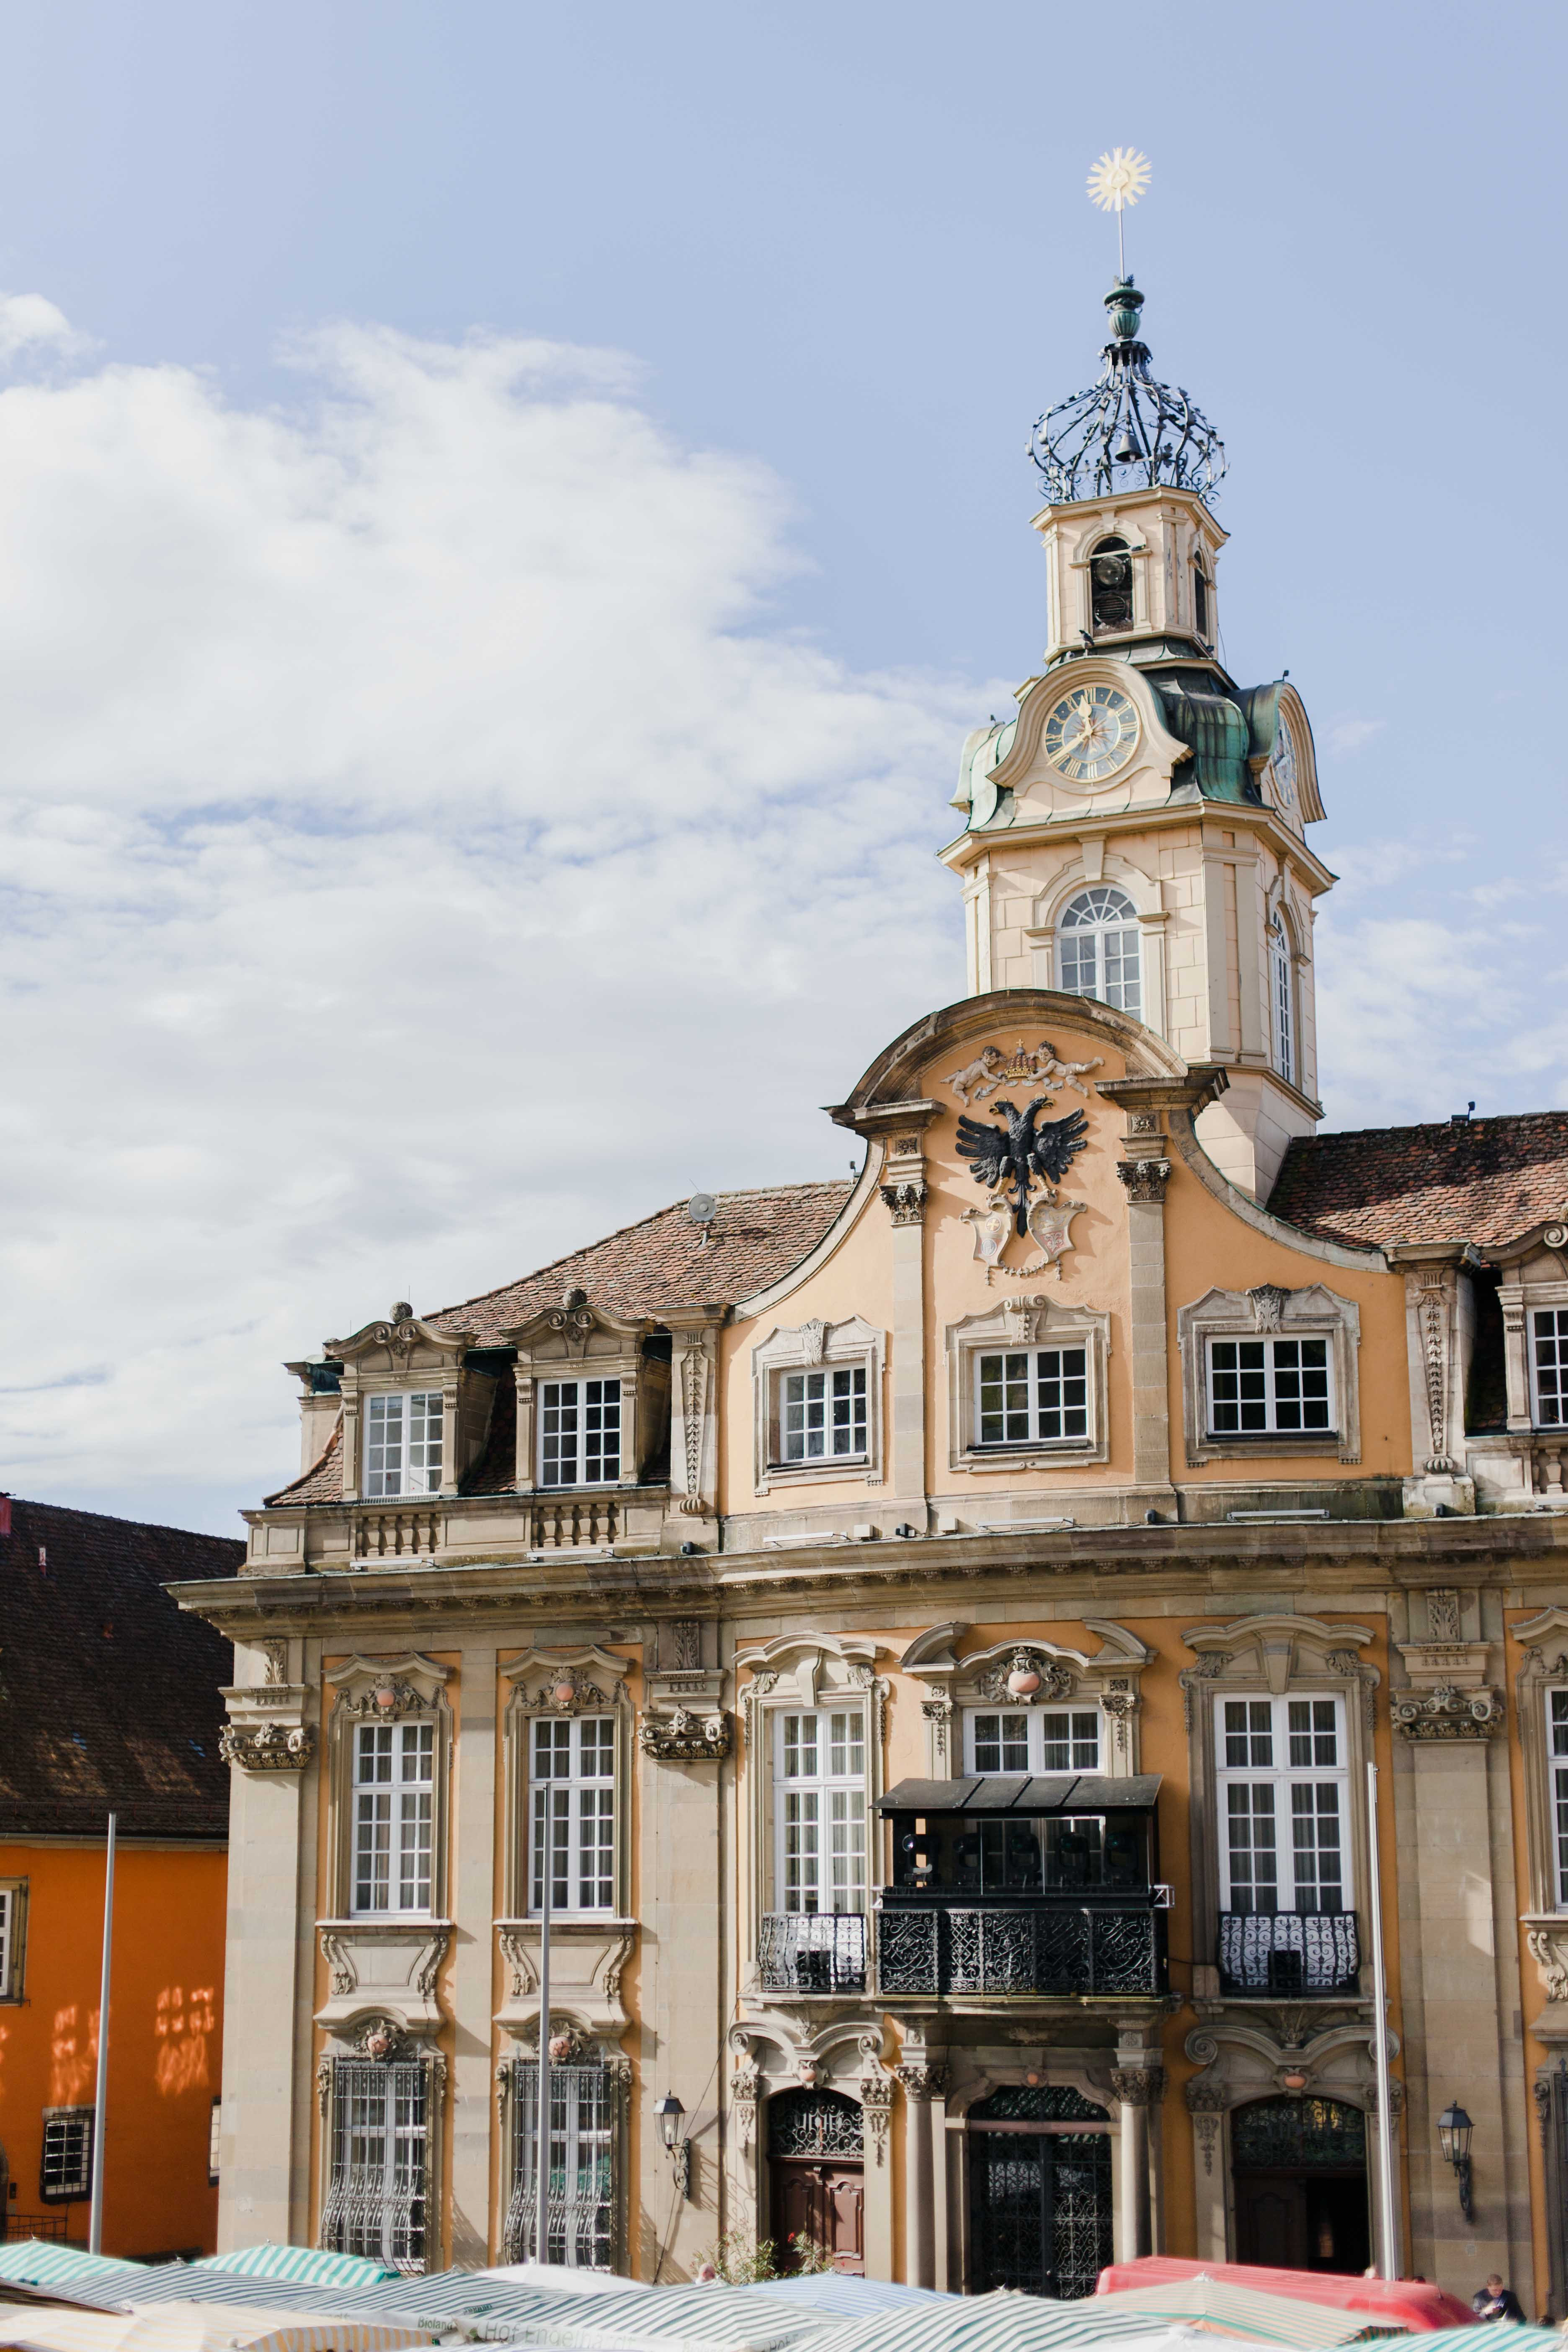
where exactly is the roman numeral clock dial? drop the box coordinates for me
[1042,681,1140,783]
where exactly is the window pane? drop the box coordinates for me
[1037,1347,1088,1440]
[1290,1783,1343,1913]
[583,1380,621,1483]
[1273,1339,1331,1431]
[828,1712,864,1778]
[1288,1700,1337,1768]
[1535,1310,1568,1428]
[782,1714,816,1779]
[784,1790,820,1912]
[828,1789,867,1910]
[1226,1784,1278,1913]
[1058,889,1141,1015]
[1552,1692,1568,1758]
[829,1365,867,1457]
[541,1382,579,1487]
[1555,1761,1568,1908]
[1224,1699,1273,1769]
[974,1712,1029,1773]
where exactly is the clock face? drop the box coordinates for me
[1042,681,1140,783]
[1269,713,1297,807]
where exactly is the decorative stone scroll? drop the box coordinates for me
[221,1720,316,1772]
[880,1179,928,1227]
[1390,1684,1504,1740]
[637,1706,731,1762]
[974,1647,1073,1706]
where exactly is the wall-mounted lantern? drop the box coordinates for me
[655,2093,691,2200]
[1436,2099,1474,2220]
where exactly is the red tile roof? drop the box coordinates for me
[0,1498,241,1840]
[427,1181,853,1343]
[1269,1110,1568,1251]
[261,1183,853,1509]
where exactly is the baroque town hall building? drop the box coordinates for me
[180,273,1568,2309]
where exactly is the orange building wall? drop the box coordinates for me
[0,1840,225,2258]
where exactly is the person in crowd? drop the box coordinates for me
[1472,2274,1526,2323]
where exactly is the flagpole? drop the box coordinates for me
[1366,1762,1399,2277]
[88,1811,117,2255]
[536,1798,552,2267]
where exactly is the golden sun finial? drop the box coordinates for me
[1086,148,1152,213]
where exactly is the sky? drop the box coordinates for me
[3,0,1566,1533]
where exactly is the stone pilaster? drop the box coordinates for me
[448,1639,498,2263]
[1116,1130,1176,1506]
[895,2058,948,2288]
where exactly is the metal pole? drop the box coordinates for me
[536,1792,552,2267]
[88,1811,117,2256]
[1366,1761,1399,2277]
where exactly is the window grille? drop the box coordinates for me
[320,2058,428,2271]
[531,1716,616,1914]
[778,1366,867,1462]
[975,1347,1089,1447]
[1533,1311,1568,1429]
[1216,1695,1346,1916]
[966,1709,1100,1775]
[365,1392,443,1497]
[1057,887,1141,1015]
[1207,1336,1331,1434]
[353,1721,435,1915]
[504,2061,615,2270]
[767,2086,864,2159]
[1230,2095,1365,2170]
[540,1378,622,1487]
[776,1710,867,1916]
[39,2110,93,2202]
[1270,919,1295,1086]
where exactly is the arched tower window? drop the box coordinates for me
[1193,561,1210,640]
[1088,538,1133,633]
[1270,915,1295,1086]
[1057,887,1141,1016]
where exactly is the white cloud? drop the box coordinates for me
[1325,715,1387,758]
[0,292,92,361]
[0,317,990,1524]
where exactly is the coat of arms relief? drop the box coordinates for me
[947,1038,1099,1284]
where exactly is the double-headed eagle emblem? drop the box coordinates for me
[957,1096,1090,1237]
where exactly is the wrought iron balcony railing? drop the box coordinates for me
[875,1899,1164,1998]
[1216,1909,1360,1996]
[757,1912,868,1994]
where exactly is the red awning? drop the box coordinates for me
[1095,2257,1475,2332]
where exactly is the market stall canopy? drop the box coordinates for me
[1090,2280,1401,2346]
[0,2303,434,2352]
[1096,2261,1472,2333]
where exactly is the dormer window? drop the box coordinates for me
[365,1392,443,1496]
[540,1377,622,1487]
[1089,537,1133,632]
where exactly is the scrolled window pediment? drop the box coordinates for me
[502,1645,632,1716]
[1179,1614,1378,1715]
[325,1314,473,1375]
[326,1653,451,1721]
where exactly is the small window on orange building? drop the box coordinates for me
[0,1880,27,2001]
[209,2097,222,2185]
[40,2109,93,2202]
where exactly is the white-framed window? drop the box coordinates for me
[1057,887,1141,1015]
[40,2107,94,2202]
[775,1365,868,1464]
[540,1378,622,1487]
[0,1881,21,2000]
[1270,918,1295,1086]
[1215,1694,1347,1914]
[506,2060,616,2269]
[1207,1336,1333,1436]
[321,2058,428,2267]
[1550,1690,1568,1908]
[775,1710,867,1916]
[1193,561,1211,641]
[1532,1311,1568,1429]
[209,2096,222,2185]
[364,1391,444,1497]
[964,1706,1101,1775]
[973,1345,1089,1448]
[531,1716,616,1914]
[352,1721,435,1915]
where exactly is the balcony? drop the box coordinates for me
[876,1898,1164,1997]
[531,1496,621,1550]
[757,1912,867,1994]
[351,1505,440,1561]
[1217,1909,1360,1996]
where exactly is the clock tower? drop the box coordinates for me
[940,275,1332,1202]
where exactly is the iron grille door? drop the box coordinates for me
[505,2061,616,2270]
[969,2128,1112,2298]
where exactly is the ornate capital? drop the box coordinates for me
[880,1179,928,1227]
[859,2070,895,2166]
[1184,2075,1229,2114]
[1117,1156,1172,1204]
[220,1720,315,1772]
[895,2061,949,2102]
[1390,1683,1504,1741]
[637,1707,730,1762]
[1110,2065,1167,2107]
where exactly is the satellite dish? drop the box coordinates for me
[687,1193,717,1225]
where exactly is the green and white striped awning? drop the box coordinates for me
[0,2246,144,2295]
[191,2251,399,2292]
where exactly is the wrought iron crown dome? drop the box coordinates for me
[1028,278,1226,506]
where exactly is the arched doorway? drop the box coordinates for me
[767,2088,864,2274]
[1231,2097,1369,2273]
[967,2084,1112,2298]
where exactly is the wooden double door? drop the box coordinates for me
[767,2088,864,2275]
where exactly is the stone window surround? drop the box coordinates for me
[328,1315,477,1506]
[1498,1271,1568,1431]
[1512,1610,1568,2015]
[0,1876,26,2002]
[900,1619,1153,1780]
[315,2028,447,2275]
[1176,1283,1362,1467]
[736,1635,889,1978]
[321,1653,454,1928]
[1177,1613,1380,2003]
[944,1296,1113,1475]
[496,2041,632,2272]
[498,1646,636,1925]
[505,1300,659,1498]
[726,2019,896,2279]
[1023,848,1168,1032]
[750,1317,886,1497]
